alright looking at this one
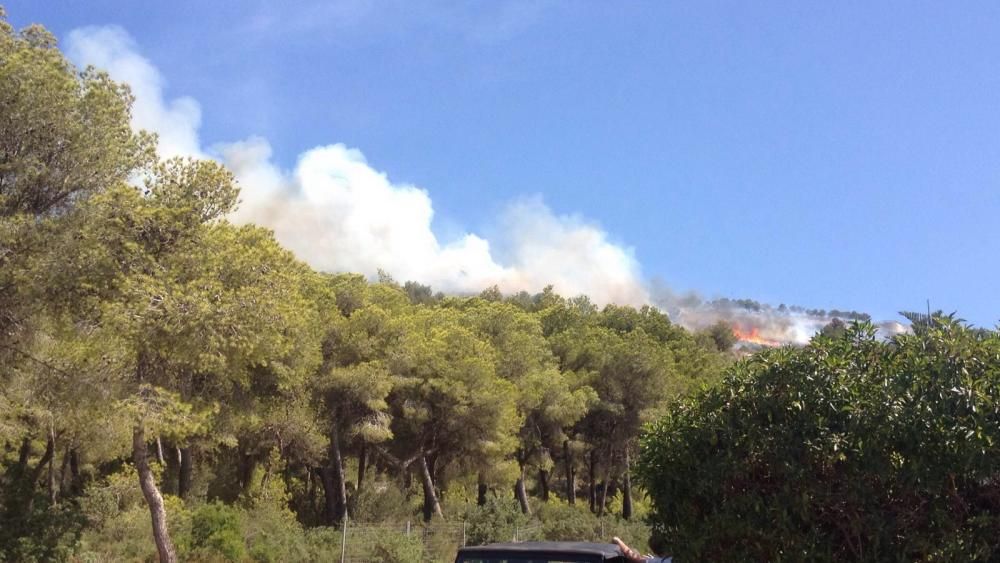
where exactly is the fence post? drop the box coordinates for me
[406,520,411,538]
[340,512,348,563]
[462,521,467,547]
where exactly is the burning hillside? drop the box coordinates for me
[652,288,909,346]
[731,325,783,348]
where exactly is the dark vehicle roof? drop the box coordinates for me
[457,541,624,561]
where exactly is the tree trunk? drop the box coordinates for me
[305,467,314,512]
[281,451,293,493]
[160,444,177,495]
[622,448,633,520]
[588,451,596,513]
[477,472,488,506]
[69,447,80,495]
[514,463,532,515]
[538,468,550,502]
[260,460,272,492]
[156,436,165,465]
[418,454,443,522]
[564,440,576,505]
[59,444,70,497]
[17,437,30,468]
[427,453,438,487]
[329,421,347,522]
[178,447,193,499]
[28,434,54,485]
[311,468,323,517]
[25,434,54,513]
[356,442,367,492]
[238,451,256,493]
[47,426,57,505]
[320,466,338,525]
[47,454,57,505]
[597,463,612,517]
[134,425,177,563]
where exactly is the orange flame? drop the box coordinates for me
[732,326,782,347]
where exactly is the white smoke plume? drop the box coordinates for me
[66,25,909,345]
[67,26,204,160]
[218,137,647,304]
[65,26,648,307]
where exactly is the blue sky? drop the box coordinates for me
[8,1,1000,327]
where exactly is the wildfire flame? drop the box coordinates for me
[732,326,783,347]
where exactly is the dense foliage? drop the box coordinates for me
[0,10,728,561]
[638,319,1000,562]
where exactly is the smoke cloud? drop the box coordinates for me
[67,26,204,160]
[66,25,904,345]
[66,26,648,306]
[219,137,648,304]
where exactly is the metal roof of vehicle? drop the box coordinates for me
[457,541,623,559]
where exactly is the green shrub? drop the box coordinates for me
[371,530,426,563]
[462,496,531,545]
[638,320,1000,562]
[74,474,193,563]
[536,500,597,541]
[77,464,144,527]
[301,527,345,561]
[191,502,246,561]
[600,517,651,555]
[349,480,411,523]
[198,527,245,562]
[534,500,649,550]
[0,501,84,563]
[240,497,310,562]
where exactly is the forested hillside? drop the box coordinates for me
[0,12,730,561]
